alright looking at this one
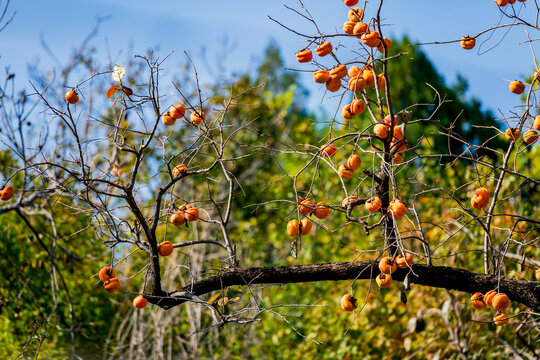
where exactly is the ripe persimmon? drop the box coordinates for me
[471,292,486,309]
[390,139,407,153]
[373,123,389,139]
[494,312,509,326]
[361,31,381,48]
[505,128,520,141]
[104,277,121,292]
[342,104,355,120]
[330,65,348,79]
[533,116,540,131]
[362,67,376,87]
[99,266,116,283]
[365,196,382,212]
[321,144,337,157]
[183,205,199,222]
[338,165,354,179]
[169,104,185,119]
[393,126,404,141]
[377,37,392,53]
[353,22,368,37]
[379,256,397,274]
[348,66,361,79]
[158,241,174,256]
[172,164,187,178]
[376,273,392,288]
[492,293,510,311]
[315,42,332,57]
[300,218,312,235]
[393,153,404,164]
[296,49,312,63]
[341,196,359,210]
[313,202,330,219]
[325,77,341,92]
[388,199,408,220]
[460,36,475,50]
[484,290,497,307]
[348,76,365,92]
[347,154,361,170]
[350,99,364,115]
[65,90,79,104]
[509,80,525,94]
[287,219,300,236]
[377,73,386,90]
[133,295,148,309]
[343,21,355,35]
[0,185,14,201]
[471,187,489,210]
[341,294,357,311]
[396,253,413,268]
[313,70,330,84]
[383,115,397,126]
[162,113,176,126]
[190,111,205,125]
[523,130,538,144]
[170,212,186,226]
[348,7,363,22]
[299,199,315,215]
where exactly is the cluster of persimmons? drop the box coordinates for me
[340,254,414,312]
[288,0,539,322]
[69,96,201,308]
[94,148,201,308]
[470,291,512,326]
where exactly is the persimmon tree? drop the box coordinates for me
[1,0,540,358]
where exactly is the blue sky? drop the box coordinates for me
[1,0,536,119]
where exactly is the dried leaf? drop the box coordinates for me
[207,292,221,304]
[290,239,297,258]
[403,273,410,291]
[122,86,133,96]
[217,297,229,306]
[106,85,119,99]
[111,98,118,108]
[400,287,408,305]
[110,165,122,177]
[415,317,426,332]
[228,297,240,304]
[441,299,451,322]
[112,64,126,82]
[406,317,417,333]
[403,337,412,351]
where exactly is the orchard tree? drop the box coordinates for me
[1,0,540,358]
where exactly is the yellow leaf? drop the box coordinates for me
[207,293,221,304]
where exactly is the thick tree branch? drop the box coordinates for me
[147,261,540,312]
